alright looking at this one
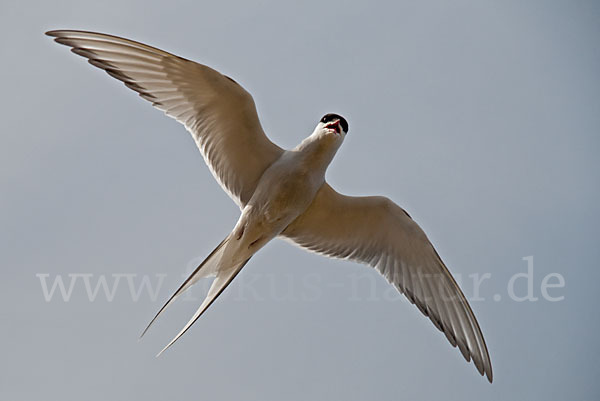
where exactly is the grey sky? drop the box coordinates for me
[1,0,599,400]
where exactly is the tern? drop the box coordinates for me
[47,30,493,382]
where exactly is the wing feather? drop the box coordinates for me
[47,30,283,207]
[282,183,493,382]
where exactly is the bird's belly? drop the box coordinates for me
[249,166,322,228]
[262,175,317,220]
[231,170,320,256]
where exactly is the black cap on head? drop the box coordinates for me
[320,113,348,134]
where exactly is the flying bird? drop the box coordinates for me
[47,30,493,382]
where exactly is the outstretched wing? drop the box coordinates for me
[47,30,283,207]
[281,183,493,382]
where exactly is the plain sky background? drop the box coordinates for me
[1,0,599,400]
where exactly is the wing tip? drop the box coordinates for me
[485,363,494,383]
[46,29,76,38]
[45,29,99,37]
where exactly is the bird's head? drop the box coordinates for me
[315,113,348,140]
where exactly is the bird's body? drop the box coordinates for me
[250,131,342,228]
[229,126,345,267]
[47,30,493,382]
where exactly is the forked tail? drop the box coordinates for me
[140,235,251,355]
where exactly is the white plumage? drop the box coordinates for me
[48,30,493,382]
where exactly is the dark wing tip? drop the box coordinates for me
[46,29,93,37]
[45,30,65,37]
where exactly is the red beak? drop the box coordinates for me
[325,120,340,134]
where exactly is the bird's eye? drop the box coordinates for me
[321,114,335,123]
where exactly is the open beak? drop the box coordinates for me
[325,120,341,134]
